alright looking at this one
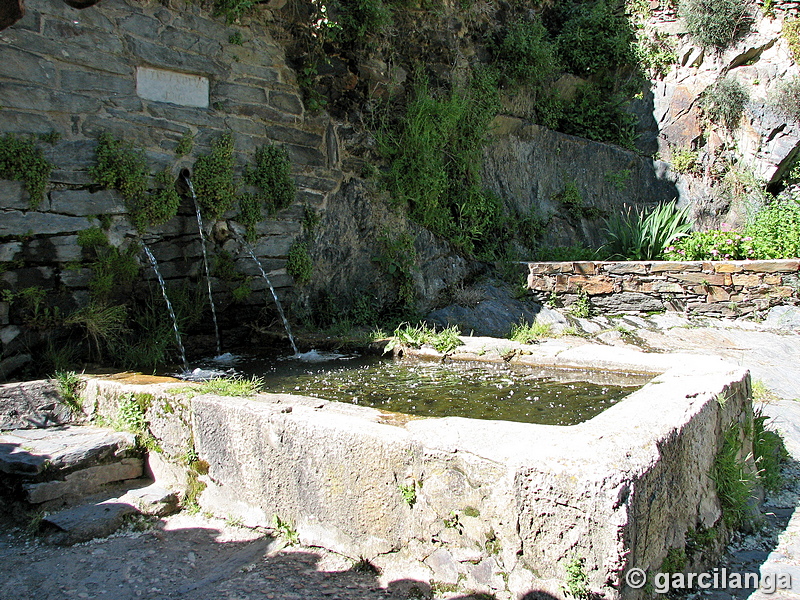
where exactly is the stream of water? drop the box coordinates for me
[239,238,298,354]
[142,243,189,372]
[184,173,222,356]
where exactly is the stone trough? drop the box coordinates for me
[78,341,752,600]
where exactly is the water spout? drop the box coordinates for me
[181,168,222,357]
[142,243,189,372]
[238,237,298,354]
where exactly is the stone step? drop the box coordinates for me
[39,481,179,545]
[0,425,143,506]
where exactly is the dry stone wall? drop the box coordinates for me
[527,259,800,316]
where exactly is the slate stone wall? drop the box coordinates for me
[527,259,800,317]
[0,0,343,373]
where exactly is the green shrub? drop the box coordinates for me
[663,230,755,260]
[334,0,392,45]
[783,18,800,61]
[493,17,559,87]
[634,29,677,78]
[704,77,749,130]
[384,322,463,354]
[555,0,636,77]
[90,132,148,206]
[0,133,52,209]
[562,556,590,600]
[90,134,179,232]
[746,192,800,259]
[770,76,800,122]
[193,133,236,220]
[175,132,195,156]
[753,408,787,492]
[671,148,699,174]
[286,240,313,285]
[559,84,639,150]
[242,144,296,214]
[509,319,552,343]
[212,0,256,23]
[680,0,751,49]
[712,425,755,528]
[378,70,508,259]
[602,200,692,260]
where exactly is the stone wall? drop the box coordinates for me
[527,259,800,317]
[0,0,343,375]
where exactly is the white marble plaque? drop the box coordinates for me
[135,66,209,108]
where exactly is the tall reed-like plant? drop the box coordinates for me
[601,200,692,260]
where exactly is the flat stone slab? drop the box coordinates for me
[41,498,140,545]
[118,482,179,517]
[0,379,72,430]
[23,457,143,504]
[0,425,136,475]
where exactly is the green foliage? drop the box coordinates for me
[604,169,631,191]
[384,322,463,354]
[679,0,751,49]
[373,230,417,308]
[115,393,149,434]
[272,515,299,545]
[661,547,687,573]
[570,288,592,319]
[237,192,262,241]
[90,134,179,232]
[554,179,603,220]
[0,133,52,209]
[560,84,639,150]
[243,144,296,213]
[493,17,559,88]
[65,302,129,361]
[184,375,264,398]
[704,77,749,130]
[563,556,590,600]
[119,294,179,372]
[509,319,552,343]
[601,200,692,260]
[398,483,417,507]
[231,279,252,302]
[302,204,320,233]
[634,29,677,79]
[745,192,800,259]
[15,286,62,330]
[90,132,148,208]
[671,148,699,174]
[783,19,800,61]
[175,132,195,156]
[334,0,392,45]
[770,76,800,122]
[228,31,244,45]
[193,133,236,220]
[663,230,755,260]
[378,71,508,259]
[53,370,83,414]
[555,0,636,77]
[77,229,140,301]
[712,424,754,529]
[286,240,313,285]
[212,0,256,23]
[685,525,717,558]
[753,408,787,492]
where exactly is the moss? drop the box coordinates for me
[661,547,687,573]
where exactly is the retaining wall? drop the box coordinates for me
[527,260,800,317]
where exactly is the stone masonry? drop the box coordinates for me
[527,259,800,317]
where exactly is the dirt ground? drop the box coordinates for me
[0,512,454,600]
